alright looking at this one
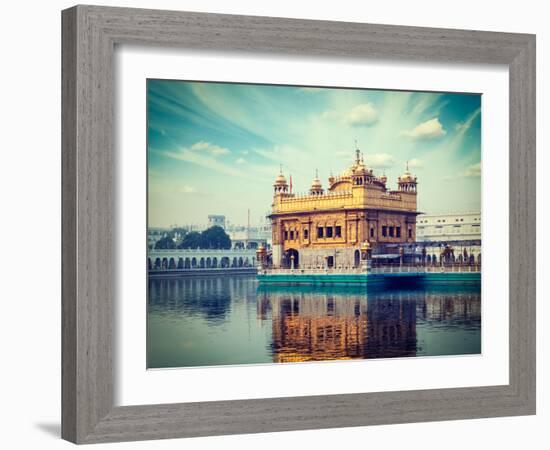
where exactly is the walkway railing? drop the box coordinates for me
[261,267,365,275]
[261,263,481,276]
[370,264,481,274]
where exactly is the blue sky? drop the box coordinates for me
[148,80,481,228]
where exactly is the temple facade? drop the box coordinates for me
[268,149,420,269]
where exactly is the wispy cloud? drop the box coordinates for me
[298,87,325,94]
[402,117,446,140]
[364,153,396,169]
[158,146,246,179]
[408,158,423,169]
[189,141,230,156]
[462,162,481,178]
[344,103,378,127]
[179,185,197,194]
[455,107,481,134]
[442,162,481,181]
[409,94,449,117]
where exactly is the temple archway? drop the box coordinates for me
[285,249,299,269]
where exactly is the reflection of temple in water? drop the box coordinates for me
[257,288,418,363]
[147,275,481,367]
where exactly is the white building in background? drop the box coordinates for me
[416,212,481,242]
[416,212,481,265]
[208,214,226,230]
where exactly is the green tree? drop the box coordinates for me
[200,226,232,249]
[154,236,176,249]
[178,231,203,249]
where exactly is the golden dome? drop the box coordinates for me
[354,162,368,175]
[341,166,354,177]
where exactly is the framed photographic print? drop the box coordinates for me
[62,5,536,444]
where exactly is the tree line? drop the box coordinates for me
[154,225,232,250]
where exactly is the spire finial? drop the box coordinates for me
[406,160,409,172]
[279,163,283,174]
[315,168,318,179]
[354,139,360,163]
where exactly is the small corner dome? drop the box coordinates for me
[275,173,287,185]
[311,177,322,189]
[400,170,414,182]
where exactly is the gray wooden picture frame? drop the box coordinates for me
[61,4,536,444]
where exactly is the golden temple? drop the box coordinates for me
[268,148,420,269]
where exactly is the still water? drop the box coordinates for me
[147,275,481,368]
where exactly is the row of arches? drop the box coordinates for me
[148,256,253,270]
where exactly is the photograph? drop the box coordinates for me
[146,80,482,368]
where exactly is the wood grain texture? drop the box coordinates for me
[61,4,536,444]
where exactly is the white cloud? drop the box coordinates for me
[402,118,446,140]
[408,158,423,169]
[344,103,378,127]
[335,149,353,158]
[443,162,482,181]
[364,153,396,169]
[189,141,230,156]
[235,157,247,164]
[179,185,197,194]
[462,162,481,178]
